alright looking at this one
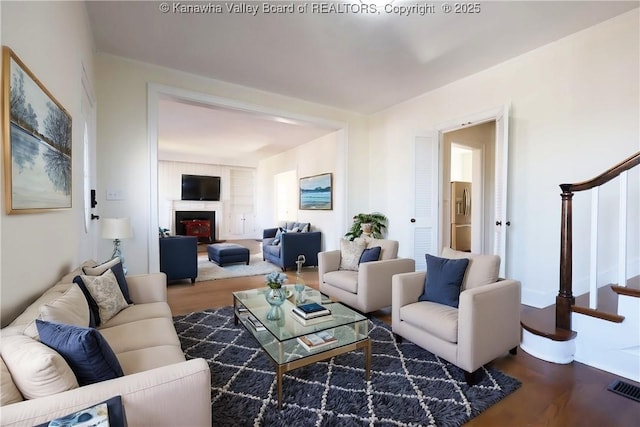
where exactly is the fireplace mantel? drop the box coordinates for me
[172,200,221,212]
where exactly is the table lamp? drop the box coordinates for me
[101,217,132,273]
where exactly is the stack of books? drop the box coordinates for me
[297,331,337,351]
[247,314,266,331]
[291,302,332,326]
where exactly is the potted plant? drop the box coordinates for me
[344,212,388,240]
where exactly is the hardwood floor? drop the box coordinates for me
[167,269,640,426]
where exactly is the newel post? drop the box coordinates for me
[556,186,575,331]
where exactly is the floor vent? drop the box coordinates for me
[608,380,640,402]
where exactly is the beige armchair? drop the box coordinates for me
[392,248,521,384]
[319,239,415,314]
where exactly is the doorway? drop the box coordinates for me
[411,104,509,276]
[442,121,495,255]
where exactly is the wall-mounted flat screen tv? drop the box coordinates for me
[181,174,221,201]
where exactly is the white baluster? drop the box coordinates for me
[618,171,628,287]
[589,188,599,310]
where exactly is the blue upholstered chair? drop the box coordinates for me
[159,235,198,284]
[262,222,321,271]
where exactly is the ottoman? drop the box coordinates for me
[207,243,250,267]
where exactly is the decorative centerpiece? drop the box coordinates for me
[264,271,288,320]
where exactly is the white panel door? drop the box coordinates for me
[412,132,440,271]
[493,105,510,277]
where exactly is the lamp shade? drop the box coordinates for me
[101,218,132,240]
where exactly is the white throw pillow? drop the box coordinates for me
[79,269,129,325]
[0,335,78,399]
[0,357,23,405]
[339,239,367,271]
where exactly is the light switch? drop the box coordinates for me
[106,188,125,200]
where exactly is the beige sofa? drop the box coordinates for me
[0,262,211,426]
[319,239,416,313]
[392,248,521,383]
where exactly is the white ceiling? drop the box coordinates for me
[86,0,638,165]
[157,99,338,166]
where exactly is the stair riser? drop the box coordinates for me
[572,309,640,383]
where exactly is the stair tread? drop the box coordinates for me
[572,276,639,322]
[521,305,576,341]
[611,275,640,298]
[573,284,619,318]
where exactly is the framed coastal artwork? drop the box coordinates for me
[2,46,72,214]
[299,173,332,210]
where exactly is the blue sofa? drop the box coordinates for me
[262,222,321,271]
[159,235,198,283]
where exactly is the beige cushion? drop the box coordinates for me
[22,285,92,340]
[1,357,23,405]
[323,270,359,294]
[99,318,181,354]
[40,284,90,327]
[82,257,120,276]
[79,269,130,324]
[441,248,500,290]
[116,345,186,375]
[364,238,399,260]
[9,287,70,330]
[9,260,97,329]
[400,301,459,343]
[100,302,172,328]
[0,335,78,399]
[339,239,367,271]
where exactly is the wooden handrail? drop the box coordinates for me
[560,151,640,193]
[557,151,639,332]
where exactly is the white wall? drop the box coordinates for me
[0,1,96,326]
[258,131,345,250]
[368,10,639,307]
[95,55,367,274]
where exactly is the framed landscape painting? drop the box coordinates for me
[2,46,72,214]
[299,173,332,210]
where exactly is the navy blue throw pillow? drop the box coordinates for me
[108,262,132,304]
[36,320,124,386]
[73,276,100,327]
[418,254,469,308]
[359,246,382,264]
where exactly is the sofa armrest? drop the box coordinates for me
[126,273,168,304]
[357,258,416,313]
[318,250,341,279]
[391,271,425,330]
[263,227,278,239]
[457,279,522,372]
[0,358,211,427]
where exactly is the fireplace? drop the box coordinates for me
[175,210,216,243]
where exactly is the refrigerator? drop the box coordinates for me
[451,181,471,252]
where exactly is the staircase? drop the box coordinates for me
[521,151,640,382]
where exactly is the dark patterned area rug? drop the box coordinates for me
[173,307,521,426]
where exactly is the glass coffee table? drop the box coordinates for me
[233,286,371,409]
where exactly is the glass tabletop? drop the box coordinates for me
[233,285,367,341]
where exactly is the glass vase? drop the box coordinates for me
[265,287,286,320]
[294,276,306,304]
